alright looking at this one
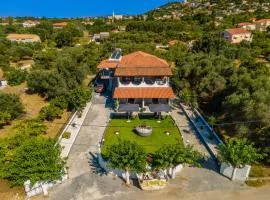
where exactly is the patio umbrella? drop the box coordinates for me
[149,104,170,122]
[118,104,140,122]
[118,104,140,112]
[149,104,170,113]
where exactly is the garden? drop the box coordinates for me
[101,115,183,157]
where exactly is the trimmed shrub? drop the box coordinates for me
[5,69,27,86]
[39,104,63,121]
[62,131,71,139]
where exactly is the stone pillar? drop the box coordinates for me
[142,99,145,108]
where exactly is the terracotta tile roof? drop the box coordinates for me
[53,22,68,27]
[115,67,172,76]
[97,51,171,76]
[255,19,270,23]
[97,59,119,69]
[119,51,169,68]
[237,22,254,27]
[113,87,175,98]
[24,20,39,24]
[225,28,251,35]
[7,34,41,42]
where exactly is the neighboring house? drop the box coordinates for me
[255,19,270,31]
[237,22,256,31]
[92,32,110,42]
[108,13,123,21]
[22,20,40,28]
[222,28,252,44]
[114,15,123,20]
[237,19,270,32]
[97,49,175,109]
[53,22,68,29]
[7,34,41,43]
[156,44,169,49]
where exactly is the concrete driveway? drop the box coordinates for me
[36,93,270,200]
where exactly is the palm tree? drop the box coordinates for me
[153,144,203,179]
[107,140,147,185]
[218,138,263,180]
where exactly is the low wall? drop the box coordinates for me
[220,163,251,181]
[24,174,68,198]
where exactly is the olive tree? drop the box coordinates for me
[107,140,147,185]
[218,138,263,180]
[153,144,203,179]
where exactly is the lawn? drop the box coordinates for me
[102,116,183,156]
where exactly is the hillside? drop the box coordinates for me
[146,0,270,20]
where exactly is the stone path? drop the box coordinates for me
[180,103,222,159]
[170,100,210,157]
[59,101,92,158]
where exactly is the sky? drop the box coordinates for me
[0,0,180,18]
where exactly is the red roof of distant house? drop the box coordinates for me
[113,87,175,98]
[53,22,68,27]
[255,19,270,23]
[225,28,251,35]
[237,22,254,27]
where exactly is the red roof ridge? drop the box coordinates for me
[225,28,250,35]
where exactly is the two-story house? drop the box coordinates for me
[97,50,175,110]
[222,28,253,44]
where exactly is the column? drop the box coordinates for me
[142,99,145,108]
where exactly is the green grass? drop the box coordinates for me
[246,179,270,187]
[102,116,183,156]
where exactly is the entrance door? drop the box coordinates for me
[153,98,159,104]
[128,98,135,104]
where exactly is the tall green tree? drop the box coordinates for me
[218,138,263,180]
[2,138,64,186]
[107,140,147,185]
[54,31,73,48]
[153,144,203,179]
[0,92,24,119]
[68,86,91,112]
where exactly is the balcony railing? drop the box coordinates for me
[119,77,168,87]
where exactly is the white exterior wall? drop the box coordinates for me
[23,22,37,28]
[223,32,252,44]
[242,24,256,31]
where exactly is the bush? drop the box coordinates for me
[50,96,68,109]
[39,104,63,121]
[14,119,47,137]
[5,69,27,86]
[0,112,11,127]
[1,138,64,186]
[0,92,24,119]
[62,131,71,139]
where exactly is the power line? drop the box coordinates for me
[46,119,267,128]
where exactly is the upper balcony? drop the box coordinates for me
[118,77,169,87]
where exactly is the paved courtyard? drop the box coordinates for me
[35,94,270,200]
